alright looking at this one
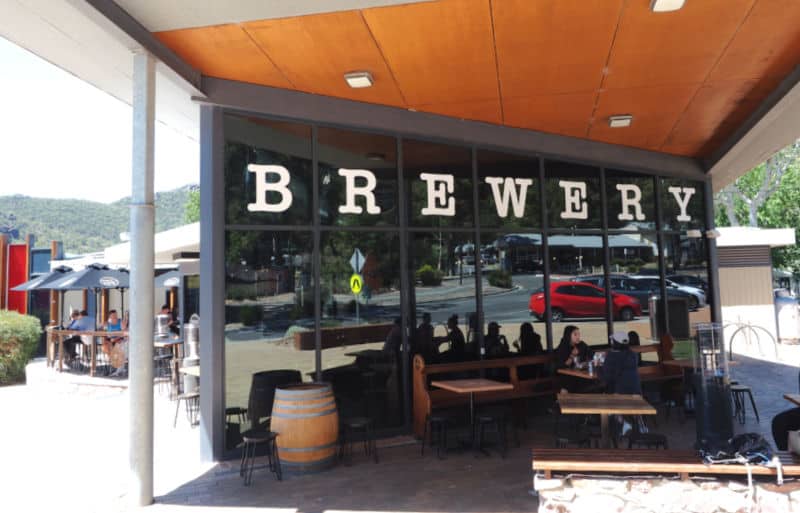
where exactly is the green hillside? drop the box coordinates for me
[0,185,197,254]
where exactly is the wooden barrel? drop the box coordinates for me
[271,383,339,473]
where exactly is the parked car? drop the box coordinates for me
[663,278,706,307]
[573,274,703,311]
[529,281,642,322]
[667,274,708,294]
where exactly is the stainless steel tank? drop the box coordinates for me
[183,314,200,394]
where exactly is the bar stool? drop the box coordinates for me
[626,416,668,449]
[730,384,760,424]
[240,429,281,486]
[339,416,378,464]
[421,411,454,459]
[173,392,200,427]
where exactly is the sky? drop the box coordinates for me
[0,36,199,204]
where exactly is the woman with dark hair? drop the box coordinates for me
[555,325,593,370]
[555,325,594,392]
[628,330,644,366]
[514,322,544,356]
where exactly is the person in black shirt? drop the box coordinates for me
[599,332,641,395]
[484,321,510,358]
[435,314,466,362]
[514,322,544,355]
[555,325,594,392]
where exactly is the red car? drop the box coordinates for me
[529,281,642,322]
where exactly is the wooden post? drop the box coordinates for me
[0,234,7,310]
[100,289,109,324]
[82,289,88,312]
[50,241,59,324]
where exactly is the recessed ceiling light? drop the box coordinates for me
[344,71,373,89]
[650,0,686,12]
[608,115,633,128]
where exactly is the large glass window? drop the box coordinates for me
[320,231,403,429]
[661,179,706,231]
[605,170,656,231]
[318,128,399,227]
[409,232,478,362]
[477,151,541,229]
[224,117,313,226]
[544,160,602,230]
[223,231,316,424]
[664,234,711,326]
[404,139,474,228]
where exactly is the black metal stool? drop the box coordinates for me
[340,417,378,464]
[475,405,517,457]
[173,392,199,427]
[731,384,760,424]
[626,416,668,449]
[239,429,281,486]
[421,412,454,459]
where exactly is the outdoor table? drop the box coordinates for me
[430,378,514,429]
[557,367,600,380]
[47,327,128,376]
[557,392,656,448]
[662,359,740,368]
[784,394,800,407]
[154,336,184,360]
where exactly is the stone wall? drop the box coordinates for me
[534,474,800,513]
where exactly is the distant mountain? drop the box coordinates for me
[0,185,198,254]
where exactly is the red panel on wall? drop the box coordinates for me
[7,244,28,314]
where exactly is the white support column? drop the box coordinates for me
[129,50,156,507]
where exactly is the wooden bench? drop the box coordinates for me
[413,353,556,437]
[532,447,800,480]
[293,322,393,350]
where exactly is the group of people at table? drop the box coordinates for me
[60,304,178,376]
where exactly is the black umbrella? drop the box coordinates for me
[11,265,74,326]
[49,264,130,328]
[10,265,73,292]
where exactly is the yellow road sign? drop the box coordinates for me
[350,273,363,294]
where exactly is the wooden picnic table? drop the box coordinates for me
[431,378,514,427]
[557,392,656,448]
[46,327,128,376]
[557,368,598,380]
[662,358,740,369]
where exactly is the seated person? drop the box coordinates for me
[63,309,95,363]
[434,314,467,362]
[555,325,595,392]
[484,321,510,358]
[414,312,438,363]
[160,304,180,335]
[382,317,402,361]
[598,332,641,395]
[514,322,544,355]
[101,309,127,356]
[627,330,646,366]
[773,370,800,451]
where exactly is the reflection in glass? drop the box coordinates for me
[223,231,315,419]
[318,127,398,227]
[224,116,313,225]
[661,179,706,231]
[665,234,710,319]
[320,232,403,430]
[544,160,602,230]
[409,232,478,362]
[404,139,474,228]
[544,234,615,349]
[605,171,655,231]
[478,151,540,229]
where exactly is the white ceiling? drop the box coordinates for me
[115,0,435,32]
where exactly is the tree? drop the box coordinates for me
[184,189,200,223]
[716,141,800,227]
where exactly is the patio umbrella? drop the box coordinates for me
[155,269,182,289]
[49,264,130,328]
[11,265,74,326]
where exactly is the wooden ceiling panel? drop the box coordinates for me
[242,11,405,107]
[709,0,800,83]
[605,0,755,89]
[665,79,767,149]
[492,0,623,97]
[590,85,697,151]
[503,93,595,139]
[361,0,499,106]
[154,25,291,88]
[411,99,502,125]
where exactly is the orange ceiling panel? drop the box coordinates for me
[411,99,502,125]
[665,79,769,151]
[590,85,697,151]
[242,11,405,107]
[605,0,755,89]
[492,0,623,97]
[361,0,499,107]
[709,0,800,83]
[503,93,595,139]
[155,25,291,88]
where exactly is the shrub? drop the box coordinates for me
[0,310,42,385]
[416,264,444,286]
[238,305,262,327]
[487,270,513,288]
